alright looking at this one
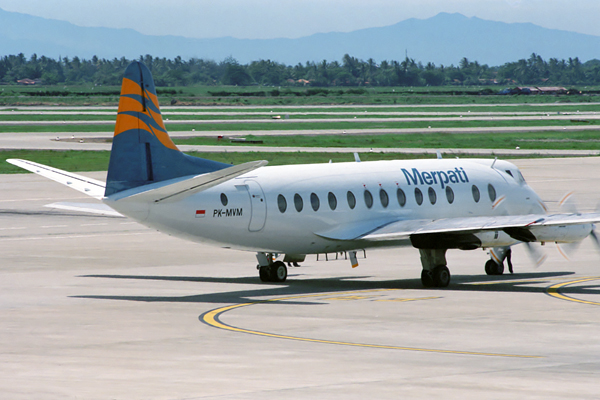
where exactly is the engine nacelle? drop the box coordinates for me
[475,230,517,248]
[529,224,592,243]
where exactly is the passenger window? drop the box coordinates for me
[445,186,454,204]
[364,190,373,209]
[347,191,356,209]
[397,188,406,207]
[488,184,497,202]
[310,193,320,211]
[379,188,389,208]
[294,193,303,212]
[328,192,337,210]
[220,193,228,206]
[505,170,513,177]
[428,187,437,205]
[277,194,287,213]
[414,188,423,206]
[472,185,480,203]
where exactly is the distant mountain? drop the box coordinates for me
[1,9,600,66]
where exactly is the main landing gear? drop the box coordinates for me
[419,249,451,288]
[256,253,287,283]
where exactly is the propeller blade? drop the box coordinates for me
[556,242,581,261]
[559,191,578,214]
[524,242,548,268]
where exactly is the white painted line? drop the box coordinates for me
[0,231,154,242]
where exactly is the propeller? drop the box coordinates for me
[524,242,548,267]
[555,191,599,260]
[558,191,577,213]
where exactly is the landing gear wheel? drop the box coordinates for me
[421,269,434,288]
[485,259,504,276]
[259,266,272,282]
[432,265,451,288]
[269,261,288,283]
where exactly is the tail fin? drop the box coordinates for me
[105,61,230,196]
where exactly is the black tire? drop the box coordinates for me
[269,261,288,282]
[494,262,504,275]
[485,259,504,275]
[421,269,434,287]
[259,266,271,282]
[433,265,451,287]
[485,259,495,275]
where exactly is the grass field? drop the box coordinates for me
[0,149,571,175]
[0,118,597,134]
[175,131,600,151]
[2,83,600,106]
[2,92,600,174]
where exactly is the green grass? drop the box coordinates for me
[175,131,600,150]
[2,83,600,106]
[0,118,597,134]
[1,149,566,175]
[1,150,111,173]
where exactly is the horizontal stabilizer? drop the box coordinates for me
[112,160,268,203]
[7,159,106,200]
[45,202,123,217]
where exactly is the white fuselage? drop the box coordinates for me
[105,158,547,255]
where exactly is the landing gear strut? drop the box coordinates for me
[419,249,451,288]
[485,246,511,275]
[256,253,287,283]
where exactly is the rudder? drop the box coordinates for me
[105,61,229,196]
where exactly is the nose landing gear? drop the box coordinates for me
[485,246,512,275]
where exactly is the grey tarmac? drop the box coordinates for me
[0,157,600,399]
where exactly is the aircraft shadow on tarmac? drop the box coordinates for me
[70,271,600,306]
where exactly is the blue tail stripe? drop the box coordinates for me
[105,61,231,197]
[121,93,162,115]
[119,110,168,134]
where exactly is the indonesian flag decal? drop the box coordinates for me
[195,210,206,218]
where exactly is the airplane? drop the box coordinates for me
[8,61,600,288]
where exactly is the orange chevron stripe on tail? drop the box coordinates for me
[105,62,230,196]
[114,73,177,151]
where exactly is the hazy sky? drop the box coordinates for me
[1,0,598,39]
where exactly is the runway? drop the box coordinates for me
[1,158,600,399]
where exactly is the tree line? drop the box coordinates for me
[1,52,599,87]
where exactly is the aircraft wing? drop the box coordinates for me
[360,213,600,242]
[317,213,600,243]
[7,159,106,200]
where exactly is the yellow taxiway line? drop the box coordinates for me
[546,277,600,306]
[200,289,541,359]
